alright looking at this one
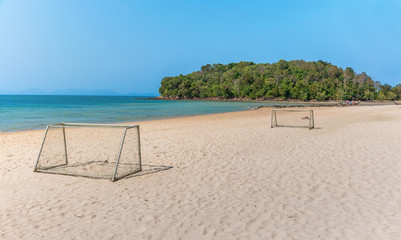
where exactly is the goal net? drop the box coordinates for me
[34,123,142,181]
[271,109,315,129]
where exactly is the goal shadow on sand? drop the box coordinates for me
[123,164,173,179]
[35,162,173,180]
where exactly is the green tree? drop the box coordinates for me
[364,89,374,101]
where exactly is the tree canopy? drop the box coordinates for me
[159,60,401,101]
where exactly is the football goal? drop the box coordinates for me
[34,123,142,182]
[271,109,315,129]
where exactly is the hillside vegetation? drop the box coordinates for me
[159,60,401,101]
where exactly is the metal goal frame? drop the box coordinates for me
[271,109,315,129]
[34,123,142,182]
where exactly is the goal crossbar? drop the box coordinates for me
[49,122,139,129]
[271,109,315,129]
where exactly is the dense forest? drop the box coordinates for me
[159,60,401,101]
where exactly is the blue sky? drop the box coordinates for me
[0,0,400,95]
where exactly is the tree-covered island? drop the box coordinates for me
[159,60,401,101]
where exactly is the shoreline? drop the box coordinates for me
[0,106,263,135]
[0,101,395,134]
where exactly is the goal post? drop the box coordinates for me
[34,123,142,182]
[271,109,315,129]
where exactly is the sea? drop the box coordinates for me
[0,95,303,133]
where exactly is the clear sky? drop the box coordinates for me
[0,0,400,95]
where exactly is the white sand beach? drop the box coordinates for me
[1,105,401,239]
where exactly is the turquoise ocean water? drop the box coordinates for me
[0,95,302,132]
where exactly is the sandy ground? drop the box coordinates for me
[1,105,401,240]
